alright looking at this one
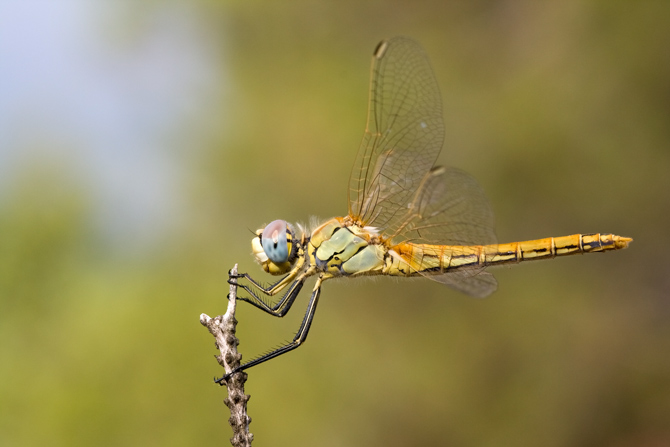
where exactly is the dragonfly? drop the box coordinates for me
[218,37,632,384]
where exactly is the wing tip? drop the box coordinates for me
[374,40,389,58]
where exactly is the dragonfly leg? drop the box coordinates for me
[215,277,324,385]
[233,275,306,317]
[227,255,306,296]
[228,271,288,295]
[228,265,315,317]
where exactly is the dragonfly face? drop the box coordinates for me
[216,37,631,385]
[252,219,300,275]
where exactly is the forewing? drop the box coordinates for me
[348,37,444,229]
[390,167,499,298]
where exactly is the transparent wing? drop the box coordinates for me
[426,267,498,298]
[389,166,497,246]
[348,37,444,229]
[390,166,499,298]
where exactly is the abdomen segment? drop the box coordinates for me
[388,233,633,276]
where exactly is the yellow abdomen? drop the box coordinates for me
[388,233,632,276]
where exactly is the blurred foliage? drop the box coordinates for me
[1,1,669,446]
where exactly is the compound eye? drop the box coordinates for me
[261,220,289,264]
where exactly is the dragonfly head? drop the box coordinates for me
[252,219,299,275]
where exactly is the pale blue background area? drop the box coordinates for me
[0,1,221,250]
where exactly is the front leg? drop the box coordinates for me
[228,263,316,318]
[227,254,305,297]
[233,273,305,317]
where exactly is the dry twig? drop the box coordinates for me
[200,264,253,447]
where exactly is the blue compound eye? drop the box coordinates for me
[261,220,289,264]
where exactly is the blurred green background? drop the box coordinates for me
[1,1,668,446]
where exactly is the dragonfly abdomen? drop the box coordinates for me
[484,233,632,265]
[389,233,632,276]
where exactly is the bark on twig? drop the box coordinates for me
[200,264,253,446]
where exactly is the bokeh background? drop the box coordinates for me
[1,1,668,446]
